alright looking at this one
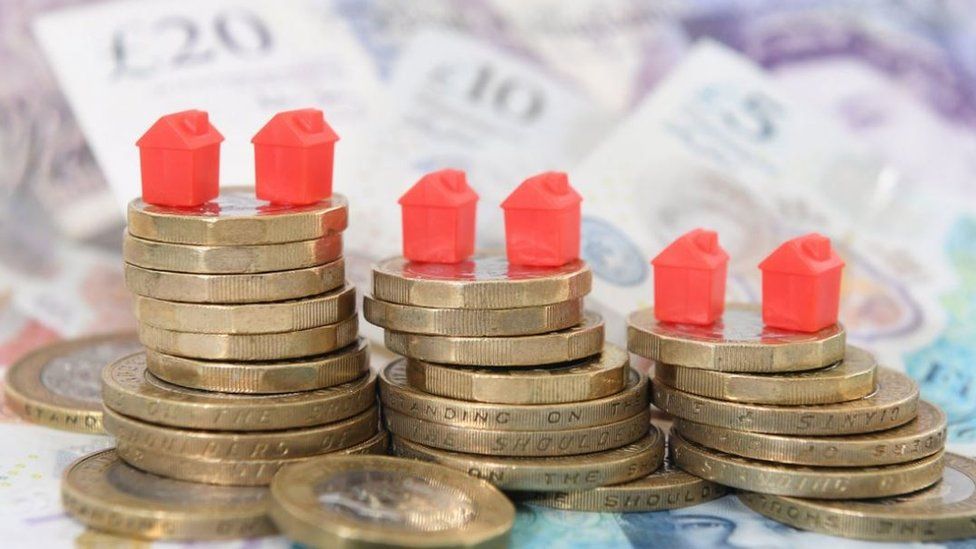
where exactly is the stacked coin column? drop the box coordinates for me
[364,254,664,495]
[106,188,386,487]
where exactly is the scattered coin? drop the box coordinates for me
[124,259,345,304]
[674,400,946,467]
[385,312,604,366]
[4,332,141,433]
[116,432,388,486]
[145,339,369,394]
[102,353,376,430]
[385,408,650,457]
[127,189,348,245]
[391,426,664,491]
[371,255,591,309]
[123,232,342,274]
[739,453,976,542]
[671,431,944,499]
[653,367,918,435]
[61,449,274,540]
[628,304,845,372]
[405,344,629,404]
[138,314,358,361]
[270,455,515,548]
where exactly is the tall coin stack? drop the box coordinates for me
[364,255,666,496]
[105,187,386,487]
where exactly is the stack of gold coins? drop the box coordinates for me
[364,254,666,497]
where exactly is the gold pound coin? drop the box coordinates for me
[134,284,355,334]
[102,352,376,430]
[381,359,647,430]
[145,339,369,394]
[127,189,348,245]
[103,405,378,460]
[138,314,358,361]
[123,232,342,274]
[671,431,944,499]
[124,259,345,304]
[628,304,845,372]
[385,408,650,457]
[653,367,918,435]
[270,455,515,548]
[4,332,141,433]
[406,344,629,404]
[674,400,946,467]
[116,432,388,486]
[385,312,604,367]
[391,425,664,491]
[61,449,274,540]
[654,346,877,405]
[739,453,976,542]
[372,255,591,309]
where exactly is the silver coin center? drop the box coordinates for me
[869,467,975,508]
[41,340,142,402]
[316,471,475,531]
[107,460,267,504]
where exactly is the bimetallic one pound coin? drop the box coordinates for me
[61,449,274,540]
[406,344,628,404]
[740,453,976,542]
[653,368,918,435]
[372,255,591,309]
[628,304,845,372]
[127,189,348,245]
[385,313,604,367]
[270,455,515,548]
[4,332,141,433]
[671,431,944,499]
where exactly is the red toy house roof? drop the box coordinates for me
[252,108,339,148]
[652,228,728,269]
[759,233,844,275]
[399,169,479,207]
[136,110,223,150]
[502,172,582,210]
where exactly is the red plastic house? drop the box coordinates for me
[136,110,223,207]
[652,228,729,325]
[252,108,339,205]
[399,169,478,263]
[502,172,582,267]
[759,233,845,332]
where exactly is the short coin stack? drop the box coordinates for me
[365,255,665,496]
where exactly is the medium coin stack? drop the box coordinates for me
[365,255,665,495]
[629,304,952,522]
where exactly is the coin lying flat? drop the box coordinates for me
[653,367,918,435]
[124,259,345,304]
[628,304,846,372]
[138,314,358,361]
[406,344,629,404]
[102,353,376,430]
[671,431,944,499]
[61,449,274,540]
[104,405,378,460]
[123,232,342,274]
[4,332,141,433]
[117,432,388,486]
[372,255,591,309]
[655,346,877,405]
[386,313,604,367]
[674,400,946,467]
[392,426,664,491]
[381,359,647,430]
[385,408,650,457]
[145,339,369,394]
[270,455,515,548]
[127,189,348,245]
[739,453,976,542]
[134,284,355,334]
